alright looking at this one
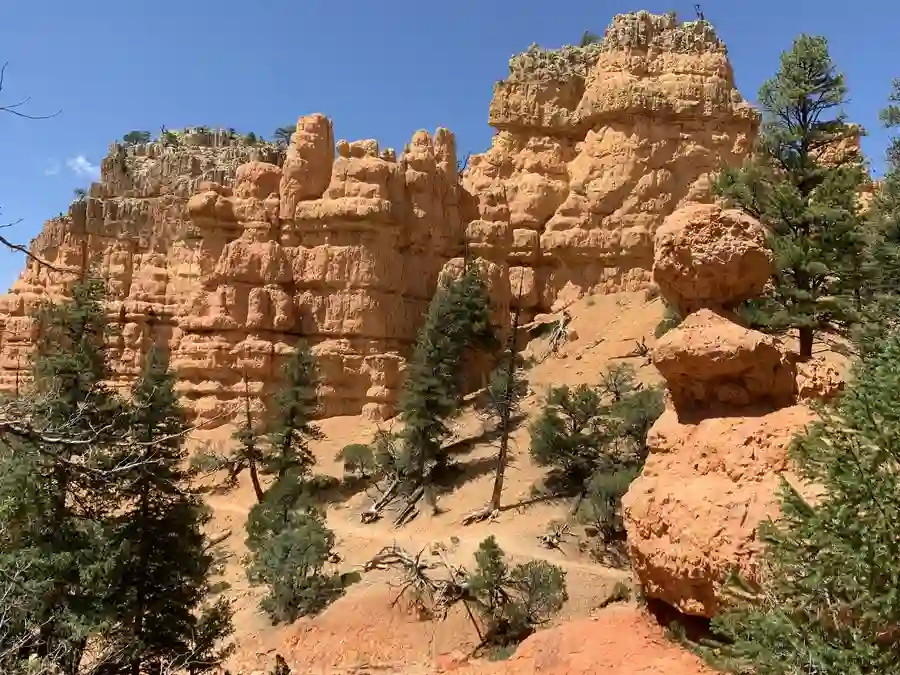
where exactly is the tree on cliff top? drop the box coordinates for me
[122,130,151,145]
[579,31,601,46]
[714,34,867,360]
[273,125,295,146]
[707,330,900,674]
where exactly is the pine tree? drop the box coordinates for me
[273,125,294,146]
[481,354,526,512]
[529,383,613,496]
[245,507,343,623]
[530,367,663,538]
[122,130,151,145]
[708,331,900,674]
[399,261,496,492]
[861,79,900,345]
[466,291,527,522]
[262,342,323,484]
[0,277,125,673]
[204,374,266,503]
[715,34,867,360]
[98,346,233,675]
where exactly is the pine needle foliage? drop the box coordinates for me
[0,279,233,674]
[467,536,567,647]
[100,346,233,674]
[0,277,124,673]
[858,81,900,348]
[714,34,868,359]
[529,366,663,542]
[245,508,343,624]
[399,261,497,486]
[262,342,323,482]
[707,331,900,674]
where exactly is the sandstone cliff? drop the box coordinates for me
[0,121,465,424]
[463,10,758,312]
[0,10,758,424]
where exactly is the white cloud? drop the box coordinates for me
[43,159,60,176]
[66,155,101,180]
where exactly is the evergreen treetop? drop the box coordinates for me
[30,276,119,426]
[864,79,900,323]
[715,34,868,359]
[262,342,323,482]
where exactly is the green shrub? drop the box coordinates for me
[336,443,376,478]
[578,467,640,541]
[246,509,344,623]
[530,366,664,543]
[529,383,612,494]
[468,536,567,647]
[122,130,151,145]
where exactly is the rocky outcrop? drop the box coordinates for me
[622,199,830,617]
[0,120,466,424]
[652,203,773,315]
[624,405,813,617]
[0,10,758,424]
[463,10,758,315]
[653,309,796,413]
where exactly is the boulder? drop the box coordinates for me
[652,203,773,314]
[623,405,814,617]
[652,309,796,413]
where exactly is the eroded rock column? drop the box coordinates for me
[622,202,820,618]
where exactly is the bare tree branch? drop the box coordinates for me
[0,62,61,120]
[0,61,64,268]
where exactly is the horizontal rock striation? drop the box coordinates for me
[0,121,466,424]
[463,10,758,314]
[0,10,758,425]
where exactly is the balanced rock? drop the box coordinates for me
[653,309,796,413]
[652,203,773,314]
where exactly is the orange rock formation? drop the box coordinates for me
[622,201,831,618]
[0,10,758,424]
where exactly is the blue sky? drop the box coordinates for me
[0,0,897,291]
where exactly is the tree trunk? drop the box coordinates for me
[131,476,151,675]
[249,462,264,503]
[490,280,524,512]
[490,430,509,512]
[39,464,70,659]
[799,325,814,361]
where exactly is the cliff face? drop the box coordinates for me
[463,11,759,311]
[0,120,464,424]
[0,10,758,424]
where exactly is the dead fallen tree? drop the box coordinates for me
[364,537,568,654]
[364,545,475,627]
